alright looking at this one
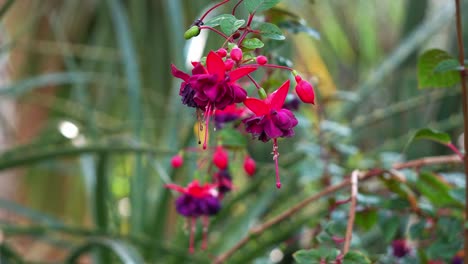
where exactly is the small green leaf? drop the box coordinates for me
[220,18,245,35]
[256,22,285,40]
[355,209,378,231]
[244,0,281,13]
[343,251,371,264]
[241,38,264,49]
[417,49,461,88]
[433,59,461,73]
[204,14,236,27]
[413,172,460,207]
[279,20,320,39]
[408,128,451,146]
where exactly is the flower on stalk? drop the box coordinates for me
[213,146,229,170]
[166,180,221,253]
[294,75,315,104]
[171,51,257,149]
[242,80,298,188]
[171,154,184,168]
[391,239,410,258]
[243,156,256,176]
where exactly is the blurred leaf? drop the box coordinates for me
[343,251,371,264]
[255,22,285,40]
[355,209,378,231]
[413,172,460,207]
[280,20,320,39]
[65,238,145,264]
[218,128,247,148]
[0,0,15,20]
[0,243,23,264]
[293,248,340,264]
[380,215,400,243]
[409,220,427,240]
[241,38,264,49]
[433,59,460,73]
[244,0,281,13]
[405,128,451,151]
[204,14,237,27]
[417,49,461,88]
[449,188,465,204]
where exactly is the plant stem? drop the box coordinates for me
[213,155,460,263]
[199,0,230,21]
[454,1,468,262]
[343,170,359,255]
[232,0,244,15]
[200,26,230,40]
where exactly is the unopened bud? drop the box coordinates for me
[184,26,200,40]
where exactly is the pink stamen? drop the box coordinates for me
[189,217,196,254]
[273,139,281,189]
[202,216,210,250]
[203,104,212,150]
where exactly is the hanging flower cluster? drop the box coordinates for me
[168,0,316,252]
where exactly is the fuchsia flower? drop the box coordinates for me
[171,154,184,168]
[294,75,315,104]
[213,169,233,198]
[171,51,256,149]
[243,156,256,176]
[166,180,221,253]
[242,80,298,188]
[213,146,229,170]
[391,239,411,258]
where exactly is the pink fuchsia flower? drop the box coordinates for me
[213,169,233,198]
[242,80,298,188]
[166,180,221,253]
[294,75,315,104]
[171,51,257,149]
[230,46,243,62]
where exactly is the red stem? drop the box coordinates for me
[273,139,281,189]
[232,0,244,15]
[199,26,230,40]
[199,0,230,21]
[246,74,261,89]
[237,13,255,45]
[446,143,464,161]
[242,63,294,72]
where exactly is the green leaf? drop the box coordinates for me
[218,128,247,148]
[406,128,451,149]
[279,20,320,39]
[380,215,400,243]
[293,248,340,264]
[355,209,378,231]
[204,14,236,27]
[343,251,371,264]
[241,38,264,49]
[220,18,245,35]
[433,59,461,73]
[255,22,285,40]
[417,49,461,88]
[244,0,281,13]
[413,172,460,207]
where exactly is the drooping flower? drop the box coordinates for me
[294,75,315,104]
[243,156,256,176]
[213,146,229,170]
[171,51,257,149]
[166,180,221,253]
[242,80,298,188]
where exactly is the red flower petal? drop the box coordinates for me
[268,80,290,110]
[243,97,269,116]
[171,64,190,81]
[229,67,257,82]
[207,51,225,81]
[165,183,187,194]
[296,80,315,104]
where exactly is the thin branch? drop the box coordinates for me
[213,154,461,263]
[343,170,359,255]
[454,1,468,263]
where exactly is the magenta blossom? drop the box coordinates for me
[166,180,221,253]
[214,103,246,129]
[242,80,298,188]
[171,51,256,149]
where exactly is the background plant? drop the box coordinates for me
[0,0,465,263]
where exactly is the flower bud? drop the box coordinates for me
[184,26,201,40]
[243,156,256,176]
[258,88,267,99]
[256,55,268,65]
[295,78,315,104]
[230,46,243,62]
[232,32,241,39]
[216,48,227,58]
[213,146,228,170]
[171,154,184,168]
[224,59,235,71]
[392,239,410,258]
